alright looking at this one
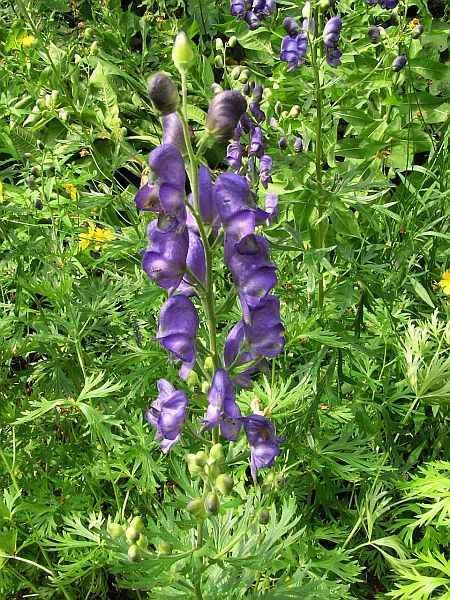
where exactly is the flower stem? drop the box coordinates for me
[179,71,220,370]
[309,16,326,311]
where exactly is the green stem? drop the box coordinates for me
[0,447,20,495]
[196,520,204,550]
[179,71,220,370]
[309,16,326,311]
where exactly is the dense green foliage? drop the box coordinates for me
[0,0,449,598]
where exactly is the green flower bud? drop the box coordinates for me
[187,370,199,389]
[302,1,311,18]
[157,541,173,555]
[289,105,300,118]
[214,55,224,69]
[74,53,82,64]
[230,66,241,80]
[228,36,237,48]
[147,72,179,115]
[204,356,214,373]
[238,70,249,83]
[209,443,224,462]
[127,544,139,561]
[89,41,98,55]
[136,534,148,550]
[186,453,203,477]
[195,450,208,467]
[130,516,145,534]
[107,522,124,539]
[215,474,233,495]
[172,31,195,72]
[186,498,206,520]
[205,492,220,515]
[259,509,270,525]
[215,38,224,51]
[201,381,210,394]
[125,525,140,544]
[319,0,329,10]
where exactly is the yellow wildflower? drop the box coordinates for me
[63,183,79,201]
[79,223,115,251]
[438,270,450,296]
[18,34,36,48]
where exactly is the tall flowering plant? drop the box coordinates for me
[135,33,284,494]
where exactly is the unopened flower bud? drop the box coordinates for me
[186,498,206,519]
[278,136,288,150]
[204,356,214,373]
[157,541,173,554]
[289,105,300,118]
[186,453,203,476]
[205,492,220,515]
[187,370,199,389]
[107,522,124,539]
[89,40,98,55]
[214,54,224,68]
[238,70,249,83]
[209,443,224,462]
[294,136,303,153]
[127,544,139,561]
[215,474,233,495]
[215,38,224,51]
[201,381,210,394]
[147,72,179,115]
[195,450,208,466]
[392,54,407,72]
[302,1,312,19]
[274,101,282,115]
[230,66,241,80]
[319,0,329,10]
[136,534,148,550]
[125,526,140,544]
[172,31,195,72]
[228,36,237,48]
[368,26,381,43]
[259,509,270,524]
[130,516,145,534]
[74,53,82,64]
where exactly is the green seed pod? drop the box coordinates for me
[228,36,237,48]
[147,72,179,115]
[125,525,140,544]
[214,55,224,69]
[194,450,208,467]
[157,541,173,555]
[209,443,224,462]
[186,498,206,520]
[107,522,124,539]
[127,544,139,561]
[130,516,145,534]
[172,31,195,72]
[205,492,220,515]
[259,509,270,525]
[215,474,233,495]
[186,453,203,477]
[215,38,224,51]
[230,66,241,80]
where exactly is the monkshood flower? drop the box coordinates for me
[253,0,276,18]
[249,126,264,157]
[228,234,277,308]
[224,320,266,388]
[142,215,188,292]
[283,16,299,36]
[162,112,185,151]
[249,101,265,123]
[206,90,247,142]
[252,84,263,102]
[259,154,272,188]
[135,181,160,212]
[215,173,256,246]
[293,136,303,153]
[198,165,219,229]
[380,0,398,8]
[148,143,186,216]
[264,192,278,222]
[147,72,179,115]
[157,294,198,377]
[280,32,308,70]
[204,368,242,440]
[227,140,244,172]
[323,16,342,48]
[392,54,407,72]
[146,379,188,452]
[326,46,342,67]
[177,226,206,296]
[243,414,282,482]
[368,25,381,43]
[230,0,246,17]
[244,294,284,357]
[245,10,261,29]
[278,136,288,150]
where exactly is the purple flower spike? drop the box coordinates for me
[243,414,282,482]
[249,127,264,157]
[265,192,278,223]
[259,154,272,189]
[135,182,160,212]
[146,379,188,453]
[228,234,277,307]
[204,369,242,440]
[162,113,185,152]
[148,144,186,216]
[250,101,266,123]
[142,216,188,292]
[177,228,206,296]
[326,46,342,67]
[157,294,198,368]
[323,16,342,48]
[283,16,299,36]
[245,294,284,357]
[227,140,244,172]
[230,0,246,17]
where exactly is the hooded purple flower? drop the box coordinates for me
[249,127,264,157]
[177,227,206,296]
[392,54,407,72]
[280,32,308,70]
[249,101,266,124]
[244,294,284,357]
[162,112,185,152]
[326,46,342,67]
[227,140,244,172]
[147,143,186,217]
[264,192,278,223]
[198,165,219,228]
[380,0,398,7]
[156,295,198,376]
[215,173,256,243]
[207,91,247,142]
[259,155,272,189]
[146,379,188,452]
[230,0,246,17]
[245,10,261,29]
[293,136,303,153]
[283,16,299,36]
[228,234,277,307]
[224,320,266,388]
[253,0,276,17]
[204,368,242,440]
[252,84,264,102]
[323,16,342,48]
[243,414,282,482]
[142,215,188,292]
[135,182,160,212]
